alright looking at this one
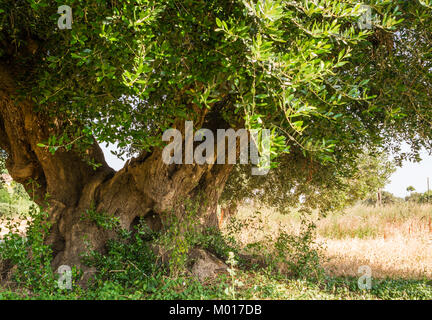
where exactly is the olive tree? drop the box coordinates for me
[0,0,431,273]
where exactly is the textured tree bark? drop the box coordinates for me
[0,62,234,284]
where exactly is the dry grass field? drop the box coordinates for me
[318,204,432,280]
[226,203,432,281]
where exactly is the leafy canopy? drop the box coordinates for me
[0,0,431,174]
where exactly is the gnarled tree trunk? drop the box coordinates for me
[0,62,234,284]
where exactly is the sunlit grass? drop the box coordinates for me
[226,203,432,281]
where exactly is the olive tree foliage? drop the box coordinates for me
[355,0,432,164]
[1,1,420,160]
[219,0,432,214]
[222,150,396,214]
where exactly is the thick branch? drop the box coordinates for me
[0,62,113,206]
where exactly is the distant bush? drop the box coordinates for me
[0,176,33,218]
[362,190,432,206]
[0,188,10,203]
[362,191,403,206]
[405,191,432,204]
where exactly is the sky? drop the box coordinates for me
[101,143,126,172]
[384,149,432,198]
[101,144,432,199]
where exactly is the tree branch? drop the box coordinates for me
[0,62,113,206]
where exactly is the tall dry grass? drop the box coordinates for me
[222,203,432,280]
[318,203,432,240]
[318,203,432,279]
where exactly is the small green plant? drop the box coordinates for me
[151,196,235,276]
[81,217,158,290]
[0,203,63,294]
[156,215,191,277]
[0,188,10,203]
[272,220,325,281]
[224,252,243,299]
[194,226,239,262]
[81,203,120,231]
